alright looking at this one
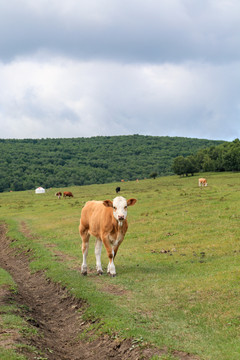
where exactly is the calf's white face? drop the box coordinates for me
[112,196,128,221]
[103,196,137,222]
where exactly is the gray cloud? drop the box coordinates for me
[1,0,240,63]
[0,0,240,140]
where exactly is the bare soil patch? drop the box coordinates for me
[0,223,199,360]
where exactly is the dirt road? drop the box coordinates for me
[0,224,198,360]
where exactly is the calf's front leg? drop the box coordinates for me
[107,250,116,277]
[103,236,116,277]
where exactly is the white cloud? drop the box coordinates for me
[0,57,239,140]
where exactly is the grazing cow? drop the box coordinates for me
[115,186,121,193]
[79,196,137,277]
[63,191,74,198]
[55,192,62,199]
[198,178,208,187]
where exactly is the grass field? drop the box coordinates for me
[1,172,240,359]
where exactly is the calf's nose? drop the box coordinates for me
[118,215,124,221]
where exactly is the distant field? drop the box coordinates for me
[1,172,240,360]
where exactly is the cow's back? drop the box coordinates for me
[80,201,112,237]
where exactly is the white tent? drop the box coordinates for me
[35,187,45,194]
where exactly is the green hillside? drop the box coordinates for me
[0,135,224,192]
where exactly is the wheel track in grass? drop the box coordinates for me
[0,224,199,360]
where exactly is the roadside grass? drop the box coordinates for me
[0,349,25,360]
[0,267,40,360]
[1,172,240,359]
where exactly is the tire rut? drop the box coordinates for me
[0,224,168,360]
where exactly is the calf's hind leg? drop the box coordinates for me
[79,225,90,275]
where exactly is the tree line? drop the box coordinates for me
[0,135,223,192]
[172,138,240,176]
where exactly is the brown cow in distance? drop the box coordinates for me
[79,196,137,277]
[63,191,74,198]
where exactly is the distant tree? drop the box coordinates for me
[172,156,186,176]
[202,155,215,172]
[185,155,199,176]
[224,147,240,171]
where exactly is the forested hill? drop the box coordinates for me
[0,135,224,192]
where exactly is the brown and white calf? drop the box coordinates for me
[198,178,208,187]
[79,196,137,277]
[55,191,62,199]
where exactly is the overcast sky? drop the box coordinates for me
[0,0,240,141]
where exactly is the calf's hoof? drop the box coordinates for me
[97,270,103,276]
[81,270,87,276]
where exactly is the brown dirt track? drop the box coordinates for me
[0,224,199,360]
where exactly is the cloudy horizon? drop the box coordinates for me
[1,0,240,141]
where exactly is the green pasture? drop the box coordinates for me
[1,172,240,359]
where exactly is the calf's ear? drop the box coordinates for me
[103,200,113,207]
[127,198,137,206]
